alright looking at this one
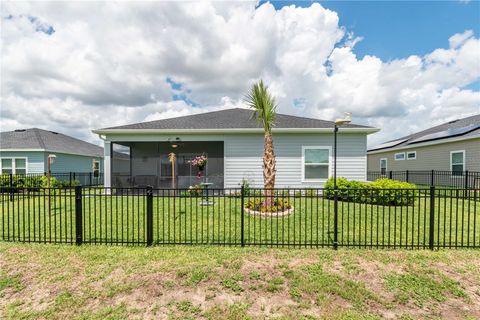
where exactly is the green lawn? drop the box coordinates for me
[1,243,479,319]
[1,189,479,248]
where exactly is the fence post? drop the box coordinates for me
[146,186,153,246]
[69,172,72,187]
[429,186,435,250]
[9,173,14,201]
[464,170,469,190]
[75,186,83,245]
[89,172,92,186]
[389,171,392,180]
[241,185,245,247]
[430,170,434,187]
[333,186,338,250]
[406,170,409,183]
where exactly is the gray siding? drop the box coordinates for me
[367,138,480,172]
[224,133,367,188]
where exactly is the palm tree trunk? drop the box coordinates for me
[263,132,276,208]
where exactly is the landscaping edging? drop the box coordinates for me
[244,206,294,217]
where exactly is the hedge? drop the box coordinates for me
[324,177,417,206]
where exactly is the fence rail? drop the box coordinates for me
[0,186,478,249]
[367,170,480,189]
[0,172,104,189]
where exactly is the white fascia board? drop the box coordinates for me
[367,134,480,155]
[92,127,379,135]
[0,149,46,152]
[0,149,104,158]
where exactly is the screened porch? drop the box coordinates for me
[111,141,224,189]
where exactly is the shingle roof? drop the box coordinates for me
[98,108,372,131]
[0,128,103,157]
[368,114,480,152]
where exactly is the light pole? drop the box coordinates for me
[333,112,351,249]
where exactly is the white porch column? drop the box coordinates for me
[104,141,111,191]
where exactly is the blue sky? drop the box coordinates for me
[263,1,480,60]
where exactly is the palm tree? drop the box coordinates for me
[245,80,277,208]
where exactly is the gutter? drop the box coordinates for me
[92,127,380,135]
[0,149,104,158]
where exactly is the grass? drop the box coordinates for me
[0,243,479,319]
[1,189,479,248]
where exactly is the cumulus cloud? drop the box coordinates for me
[0,1,479,147]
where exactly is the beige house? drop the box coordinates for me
[367,115,480,187]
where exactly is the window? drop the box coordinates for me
[15,159,26,175]
[302,147,330,181]
[407,151,416,160]
[450,150,465,176]
[93,160,100,178]
[394,152,405,161]
[0,158,27,174]
[1,159,12,174]
[380,158,387,175]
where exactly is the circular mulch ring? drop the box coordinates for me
[244,206,295,217]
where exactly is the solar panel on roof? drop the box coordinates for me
[368,138,409,151]
[408,123,480,144]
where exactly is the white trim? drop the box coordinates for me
[301,146,332,183]
[394,152,406,161]
[450,150,465,177]
[0,157,28,174]
[93,127,379,135]
[406,151,416,160]
[380,158,387,175]
[0,149,104,158]
[0,149,45,152]
[367,134,480,154]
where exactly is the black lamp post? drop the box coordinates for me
[333,112,351,250]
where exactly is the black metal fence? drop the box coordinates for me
[1,186,478,249]
[0,172,104,189]
[367,170,480,189]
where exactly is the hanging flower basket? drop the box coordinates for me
[190,155,208,172]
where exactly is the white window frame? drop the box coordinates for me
[301,146,331,182]
[450,150,465,177]
[406,151,416,160]
[394,152,405,161]
[0,157,28,174]
[380,158,387,175]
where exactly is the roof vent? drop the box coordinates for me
[14,129,26,132]
[49,131,58,134]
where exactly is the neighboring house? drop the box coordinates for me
[93,108,378,189]
[367,114,480,176]
[0,128,104,177]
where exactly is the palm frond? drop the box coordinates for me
[244,80,277,133]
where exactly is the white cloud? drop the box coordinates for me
[1,1,479,148]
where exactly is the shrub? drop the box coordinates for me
[324,177,417,206]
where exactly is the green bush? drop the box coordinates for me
[324,177,417,206]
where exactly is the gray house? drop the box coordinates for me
[0,128,104,179]
[93,108,378,189]
[367,114,480,176]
